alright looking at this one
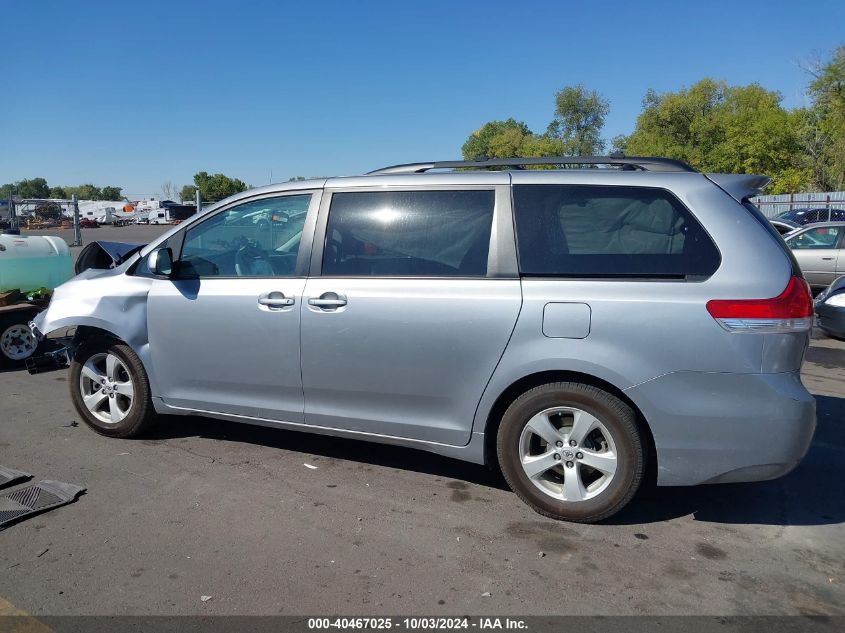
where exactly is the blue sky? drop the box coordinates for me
[2,0,844,199]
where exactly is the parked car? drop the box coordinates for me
[79,218,100,229]
[770,218,800,235]
[31,156,816,523]
[814,275,845,339]
[783,222,845,290]
[776,207,845,225]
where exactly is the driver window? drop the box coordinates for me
[787,226,841,250]
[178,194,311,277]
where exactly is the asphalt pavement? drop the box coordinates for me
[0,225,843,616]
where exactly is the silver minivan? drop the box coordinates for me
[32,156,817,522]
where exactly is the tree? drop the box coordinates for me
[546,85,610,155]
[461,86,609,163]
[49,186,67,199]
[192,171,248,203]
[805,45,845,190]
[462,119,534,160]
[622,79,811,193]
[64,184,102,200]
[180,184,197,202]
[15,177,50,199]
[100,186,123,201]
[160,181,179,201]
[1,178,51,199]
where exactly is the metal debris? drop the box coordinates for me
[0,480,85,529]
[0,466,32,489]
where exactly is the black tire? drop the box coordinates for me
[0,309,43,369]
[69,337,157,438]
[497,382,644,523]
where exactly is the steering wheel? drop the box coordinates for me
[235,242,274,276]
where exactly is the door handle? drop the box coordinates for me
[822,257,835,260]
[308,292,347,310]
[258,291,295,308]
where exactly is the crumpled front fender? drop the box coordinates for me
[33,269,152,347]
[31,269,157,390]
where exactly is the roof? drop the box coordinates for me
[796,221,845,227]
[367,155,697,174]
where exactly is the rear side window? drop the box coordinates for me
[513,184,720,278]
[743,200,804,278]
[323,190,494,277]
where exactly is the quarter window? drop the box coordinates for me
[322,190,495,277]
[178,194,311,277]
[513,184,720,278]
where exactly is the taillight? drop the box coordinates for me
[706,276,813,333]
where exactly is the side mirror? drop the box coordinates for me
[148,247,173,277]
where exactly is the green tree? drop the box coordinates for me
[623,79,811,193]
[180,184,197,202]
[192,171,248,202]
[1,179,52,199]
[64,184,103,200]
[461,119,533,160]
[16,177,50,199]
[806,45,845,190]
[461,86,609,163]
[546,85,610,155]
[49,186,67,199]
[100,186,123,201]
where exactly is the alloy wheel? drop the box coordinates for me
[78,352,135,424]
[518,406,618,502]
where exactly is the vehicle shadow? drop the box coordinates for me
[147,394,844,528]
[146,414,509,490]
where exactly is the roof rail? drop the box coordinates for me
[368,155,697,175]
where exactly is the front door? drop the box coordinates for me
[787,225,843,288]
[300,187,521,446]
[147,191,318,421]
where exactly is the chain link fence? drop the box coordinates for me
[750,191,845,219]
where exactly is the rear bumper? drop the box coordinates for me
[625,370,816,486]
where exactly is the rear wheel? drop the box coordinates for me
[497,382,644,523]
[69,338,157,438]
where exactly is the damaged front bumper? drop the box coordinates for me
[25,320,75,374]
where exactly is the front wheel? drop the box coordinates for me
[497,382,644,523]
[69,338,157,438]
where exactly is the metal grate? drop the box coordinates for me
[0,465,32,489]
[0,480,85,529]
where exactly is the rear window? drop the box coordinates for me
[323,190,494,277]
[512,184,720,278]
